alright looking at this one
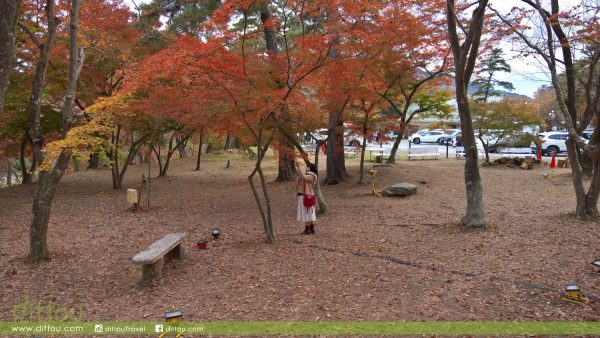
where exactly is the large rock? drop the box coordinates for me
[382,183,417,197]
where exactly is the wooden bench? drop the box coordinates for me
[408,146,439,160]
[132,232,187,285]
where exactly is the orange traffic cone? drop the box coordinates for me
[537,149,542,161]
[550,152,556,169]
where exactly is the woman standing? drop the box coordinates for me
[295,161,318,235]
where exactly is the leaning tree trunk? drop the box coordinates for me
[160,134,190,177]
[386,123,407,164]
[478,133,490,163]
[0,0,20,119]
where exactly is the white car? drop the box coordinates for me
[533,132,568,155]
[410,130,447,144]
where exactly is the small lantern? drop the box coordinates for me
[561,284,589,304]
[211,229,220,239]
[165,310,183,323]
[127,189,139,209]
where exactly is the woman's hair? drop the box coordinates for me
[308,163,318,177]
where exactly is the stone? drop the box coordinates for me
[382,183,417,197]
[521,160,534,170]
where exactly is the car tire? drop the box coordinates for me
[547,145,559,156]
[413,138,421,144]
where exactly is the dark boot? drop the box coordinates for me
[302,225,311,235]
[309,224,315,234]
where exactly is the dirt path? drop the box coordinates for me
[1,154,598,323]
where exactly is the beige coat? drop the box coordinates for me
[296,170,316,195]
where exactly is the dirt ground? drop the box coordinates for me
[1,153,599,326]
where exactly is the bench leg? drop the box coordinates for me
[139,257,164,286]
[166,244,184,262]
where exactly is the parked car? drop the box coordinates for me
[437,130,461,145]
[410,130,447,144]
[531,131,568,155]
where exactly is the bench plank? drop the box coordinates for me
[132,233,187,265]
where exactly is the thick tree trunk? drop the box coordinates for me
[457,95,487,227]
[566,139,598,218]
[88,153,99,169]
[313,140,330,215]
[325,110,346,184]
[0,0,20,119]
[29,151,69,261]
[276,136,294,182]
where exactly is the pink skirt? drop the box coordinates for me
[297,196,316,223]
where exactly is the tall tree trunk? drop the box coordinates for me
[152,145,163,177]
[20,136,33,184]
[6,158,13,186]
[358,113,369,184]
[325,108,346,184]
[446,0,488,228]
[457,94,487,227]
[109,125,121,189]
[195,128,204,171]
[29,0,83,261]
[0,0,20,119]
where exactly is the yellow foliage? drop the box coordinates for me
[38,111,114,172]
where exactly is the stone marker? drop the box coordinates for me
[382,183,417,197]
